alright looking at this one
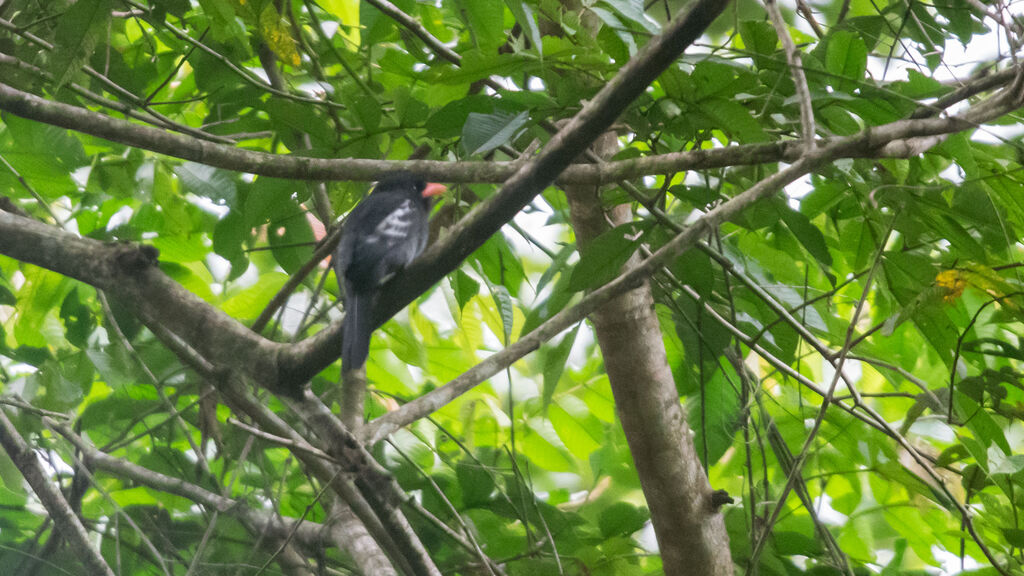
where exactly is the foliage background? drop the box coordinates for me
[0,0,1023,574]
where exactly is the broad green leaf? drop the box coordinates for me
[14,268,72,349]
[175,163,238,206]
[773,531,823,557]
[521,428,573,472]
[220,272,289,320]
[542,324,580,406]
[0,284,14,306]
[109,486,160,507]
[49,0,112,92]
[598,502,649,538]
[0,115,83,198]
[212,210,249,278]
[601,0,659,34]
[548,401,600,460]
[197,0,248,44]
[459,0,505,52]
[702,98,767,142]
[490,284,514,344]
[504,0,542,55]
[737,20,778,69]
[687,371,741,467]
[451,269,481,313]
[826,30,867,93]
[592,6,636,59]
[778,201,833,269]
[462,111,530,156]
[569,222,650,292]
[472,234,524,298]
[456,460,494,508]
[1003,528,1024,548]
[425,96,498,138]
[267,202,316,274]
[60,288,94,348]
[151,233,209,263]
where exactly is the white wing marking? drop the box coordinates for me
[373,199,415,242]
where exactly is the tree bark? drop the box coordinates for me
[564,135,732,576]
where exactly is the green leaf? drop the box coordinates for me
[491,284,515,344]
[504,0,542,55]
[109,486,160,508]
[212,210,249,278]
[151,233,209,263]
[521,428,573,472]
[456,460,494,508]
[1002,528,1024,548]
[49,0,112,92]
[569,222,650,291]
[601,0,659,33]
[425,96,497,138]
[702,98,766,142]
[86,348,134,389]
[688,371,741,467]
[267,202,316,274]
[220,273,289,320]
[542,325,580,406]
[591,6,636,59]
[0,115,83,199]
[472,234,524,298]
[197,0,248,45]
[536,244,574,295]
[738,20,778,69]
[773,531,823,556]
[459,0,505,52]
[598,502,648,538]
[451,269,481,313]
[779,201,833,269]
[174,162,237,206]
[462,111,530,156]
[60,288,94,348]
[0,283,16,306]
[548,401,600,460]
[826,30,867,93]
[15,268,72,348]
[522,259,577,334]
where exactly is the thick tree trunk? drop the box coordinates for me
[563,135,732,576]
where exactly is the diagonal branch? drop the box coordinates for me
[0,209,288,391]
[0,407,116,576]
[47,417,330,549]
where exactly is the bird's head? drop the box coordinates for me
[374,171,446,201]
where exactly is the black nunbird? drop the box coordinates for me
[335,172,446,371]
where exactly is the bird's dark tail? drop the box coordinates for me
[342,292,374,371]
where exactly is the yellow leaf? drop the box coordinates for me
[935,269,965,303]
[259,5,301,67]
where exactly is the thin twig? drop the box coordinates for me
[764,0,816,145]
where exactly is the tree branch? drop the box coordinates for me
[47,418,329,549]
[0,61,1017,189]
[0,407,115,576]
[0,209,288,391]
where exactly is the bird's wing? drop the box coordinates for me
[343,197,427,289]
[366,198,417,249]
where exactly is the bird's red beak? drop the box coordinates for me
[422,182,446,198]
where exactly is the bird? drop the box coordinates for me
[334,172,446,371]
